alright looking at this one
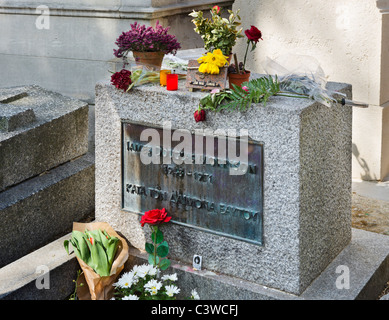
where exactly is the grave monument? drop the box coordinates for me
[95,71,389,299]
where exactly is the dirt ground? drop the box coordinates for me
[352,193,389,235]
[352,192,389,299]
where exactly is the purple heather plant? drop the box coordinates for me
[114,21,181,58]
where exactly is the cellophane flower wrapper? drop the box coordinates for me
[126,64,161,91]
[126,64,186,92]
[263,54,344,107]
[71,222,129,300]
[162,54,189,74]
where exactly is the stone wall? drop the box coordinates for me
[0,0,233,103]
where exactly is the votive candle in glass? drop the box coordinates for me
[166,74,178,91]
[160,69,171,86]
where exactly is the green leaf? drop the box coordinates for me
[71,231,90,262]
[157,241,169,258]
[148,254,160,266]
[145,242,154,255]
[106,237,119,268]
[88,240,110,277]
[160,259,171,271]
[64,240,70,255]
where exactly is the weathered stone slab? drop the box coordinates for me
[95,77,353,295]
[0,234,79,300]
[0,85,89,191]
[0,105,35,132]
[0,87,28,104]
[0,154,95,268]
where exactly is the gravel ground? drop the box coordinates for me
[352,193,389,235]
[351,184,389,299]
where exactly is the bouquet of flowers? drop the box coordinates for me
[64,228,119,277]
[189,5,243,56]
[64,222,129,300]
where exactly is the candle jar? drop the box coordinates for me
[166,74,178,91]
[160,70,171,86]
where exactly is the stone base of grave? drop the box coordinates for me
[1,227,388,300]
[122,228,389,300]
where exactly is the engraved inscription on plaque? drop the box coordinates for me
[122,122,264,246]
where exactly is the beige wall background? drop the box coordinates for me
[232,0,389,181]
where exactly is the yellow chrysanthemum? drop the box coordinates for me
[197,49,229,75]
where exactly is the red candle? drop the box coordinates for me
[166,74,178,91]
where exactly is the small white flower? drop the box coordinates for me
[114,272,135,288]
[136,264,152,279]
[122,294,139,300]
[144,279,162,295]
[132,264,142,274]
[165,285,180,297]
[147,265,158,276]
[162,273,178,282]
[191,289,200,300]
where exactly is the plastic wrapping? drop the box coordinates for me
[263,54,344,107]
[162,53,189,74]
[127,65,161,91]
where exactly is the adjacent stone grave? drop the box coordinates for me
[95,75,356,297]
[0,85,95,268]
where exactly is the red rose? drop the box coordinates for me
[140,208,171,227]
[245,26,263,43]
[212,5,221,14]
[194,109,206,122]
[111,69,132,91]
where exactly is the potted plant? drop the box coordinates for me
[189,5,243,57]
[114,21,181,70]
[228,25,263,88]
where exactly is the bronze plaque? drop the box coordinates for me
[122,122,264,245]
[185,60,228,91]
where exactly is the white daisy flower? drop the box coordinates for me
[165,285,180,297]
[122,294,139,300]
[131,265,142,274]
[162,273,178,282]
[136,264,151,278]
[147,265,158,276]
[114,272,135,288]
[191,289,200,300]
[144,279,162,295]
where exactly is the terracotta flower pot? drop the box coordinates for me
[132,51,165,70]
[228,71,251,88]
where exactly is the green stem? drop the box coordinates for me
[276,91,311,99]
[242,40,251,73]
[149,225,158,267]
